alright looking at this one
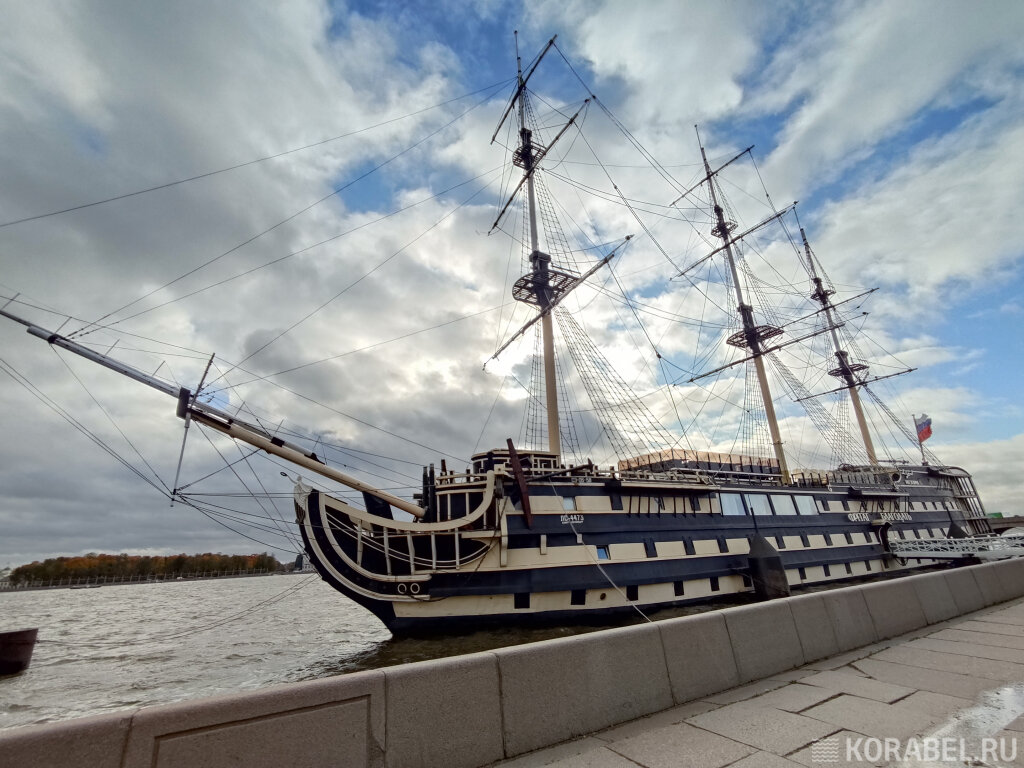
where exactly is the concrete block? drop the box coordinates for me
[1000,558,1024,598]
[658,612,739,705]
[973,562,1012,606]
[721,602,804,683]
[820,587,877,652]
[383,652,503,768]
[943,567,985,614]
[991,558,1024,601]
[859,579,927,639]
[0,710,133,768]
[787,593,839,662]
[907,571,959,624]
[496,621,672,757]
[121,669,385,768]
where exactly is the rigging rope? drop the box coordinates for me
[0,80,514,231]
[204,170,501,389]
[72,81,510,340]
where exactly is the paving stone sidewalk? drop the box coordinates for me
[488,598,1024,768]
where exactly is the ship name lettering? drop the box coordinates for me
[880,512,913,522]
[560,514,584,524]
[847,512,871,522]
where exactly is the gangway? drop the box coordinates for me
[889,533,1024,561]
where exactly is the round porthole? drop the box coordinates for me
[410,583,421,594]
[397,583,407,594]
[600,592,607,600]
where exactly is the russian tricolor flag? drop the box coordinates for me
[914,413,932,443]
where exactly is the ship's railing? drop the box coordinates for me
[327,509,497,575]
[308,474,502,580]
[889,534,1024,561]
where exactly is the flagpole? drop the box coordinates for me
[914,413,927,465]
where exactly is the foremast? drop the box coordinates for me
[490,34,587,462]
[516,43,561,460]
[698,138,791,483]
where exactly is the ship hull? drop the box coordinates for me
[294,458,990,634]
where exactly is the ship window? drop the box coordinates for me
[720,493,746,516]
[824,533,833,545]
[741,575,751,587]
[596,545,610,560]
[798,567,807,580]
[571,589,586,606]
[800,534,810,547]
[776,536,786,549]
[626,584,639,601]
[773,496,798,516]
[845,532,854,544]
[683,539,696,556]
[841,500,850,511]
[793,496,817,515]
[822,500,831,511]
[644,538,657,558]
[656,497,665,511]
[823,564,831,577]
[864,532,874,543]
[717,537,728,553]
[845,562,853,575]
[745,494,772,516]
[674,581,685,596]
[610,494,623,510]
[709,577,720,592]
[514,592,530,609]
[690,496,701,512]
[908,502,915,510]
[562,496,577,511]
[864,560,872,572]
[913,529,921,539]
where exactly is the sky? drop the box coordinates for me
[1,0,1023,569]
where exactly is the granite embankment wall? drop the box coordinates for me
[3,558,1024,768]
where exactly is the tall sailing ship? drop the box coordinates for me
[1,37,990,633]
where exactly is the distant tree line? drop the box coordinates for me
[8,552,283,584]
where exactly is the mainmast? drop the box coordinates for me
[698,137,791,483]
[800,228,878,465]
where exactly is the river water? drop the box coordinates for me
[1,574,734,731]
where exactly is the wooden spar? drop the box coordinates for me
[187,410,425,518]
[505,438,533,528]
[0,309,425,518]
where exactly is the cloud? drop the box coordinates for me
[757,0,1024,195]
[940,433,1024,516]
